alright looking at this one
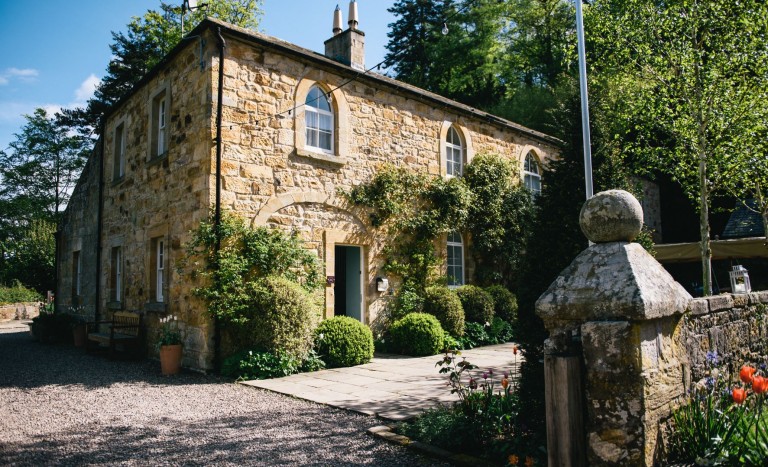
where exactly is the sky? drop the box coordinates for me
[0,0,396,152]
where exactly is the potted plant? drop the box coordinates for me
[69,306,88,348]
[157,316,183,375]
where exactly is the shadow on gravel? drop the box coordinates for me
[0,330,217,389]
[0,407,406,465]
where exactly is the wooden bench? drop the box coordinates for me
[86,311,143,359]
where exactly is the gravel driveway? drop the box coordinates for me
[0,323,445,466]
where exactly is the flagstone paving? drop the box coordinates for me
[241,342,522,421]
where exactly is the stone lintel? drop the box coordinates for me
[536,242,691,323]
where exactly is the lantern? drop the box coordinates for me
[729,265,751,294]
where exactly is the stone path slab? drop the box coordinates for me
[241,342,522,421]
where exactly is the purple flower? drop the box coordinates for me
[706,351,719,366]
[503,372,508,378]
[488,369,493,376]
[482,372,489,380]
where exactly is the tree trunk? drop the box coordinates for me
[698,154,712,296]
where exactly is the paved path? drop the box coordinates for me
[242,343,522,421]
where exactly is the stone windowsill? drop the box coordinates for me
[111,176,126,187]
[106,301,123,311]
[146,153,169,168]
[295,148,346,167]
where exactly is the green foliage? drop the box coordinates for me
[455,285,494,324]
[0,108,88,292]
[485,285,518,323]
[589,0,768,294]
[457,322,491,350]
[390,313,445,357]
[422,286,465,337]
[0,281,42,305]
[234,276,320,358]
[346,166,471,292]
[314,316,374,368]
[30,312,75,345]
[463,154,536,287]
[64,0,264,132]
[221,349,301,381]
[183,212,323,358]
[156,317,183,349]
[391,285,424,319]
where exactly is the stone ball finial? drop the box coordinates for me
[580,189,643,243]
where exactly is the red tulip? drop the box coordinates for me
[752,375,768,394]
[733,387,748,404]
[740,365,757,384]
[513,345,519,355]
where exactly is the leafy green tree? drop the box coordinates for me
[384,0,505,109]
[588,0,768,294]
[0,109,88,291]
[60,0,263,133]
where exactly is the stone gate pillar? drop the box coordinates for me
[536,190,692,466]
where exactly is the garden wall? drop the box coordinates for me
[682,292,768,386]
[0,302,40,321]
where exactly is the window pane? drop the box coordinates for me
[319,113,332,131]
[319,130,332,150]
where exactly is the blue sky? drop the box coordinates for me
[0,0,395,151]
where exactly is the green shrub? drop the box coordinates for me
[391,286,424,319]
[489,317,515,344]
[390,313,444,356]
[423,286,465,337]
[222,349,300,380]
[30,312,75,344]
[455,285,494,324]
[485,285,518,323]
[314,316,374,368]
[0,281,42,305]
[233,276,320,357]
[458,322,491,349]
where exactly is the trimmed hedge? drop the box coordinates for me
[456,285,494,324]
[423,286,465,337]
[485,285,518,323]
[235,276,320,357]
[314,316,374,368]
[390,312,444,356]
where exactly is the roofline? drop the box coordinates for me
[105,18,563,147]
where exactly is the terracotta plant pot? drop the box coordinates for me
[159,344,183,375]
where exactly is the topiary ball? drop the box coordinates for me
[423,286,465,337]
[485,285,518,323]
[314,316,374,368]
[390,312,444,356]
[456,285,495,324]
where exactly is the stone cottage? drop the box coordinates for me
[56,4,561,371]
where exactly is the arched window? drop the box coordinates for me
[445,126,464,176]
[447,230,464,287]
[524,152,541,196]
[305,85,333,153]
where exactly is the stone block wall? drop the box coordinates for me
[0,303,40,321]
[681,291,768,386]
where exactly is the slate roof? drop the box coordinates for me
[722,199,765,239]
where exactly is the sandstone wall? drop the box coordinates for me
[0,302,40,321]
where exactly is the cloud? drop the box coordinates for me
[0,68,39,85]
[74,74,100,104]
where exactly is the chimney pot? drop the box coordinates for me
[348,0,359,30]
[333,5,343,35]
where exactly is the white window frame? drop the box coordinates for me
[524,152,542,196]
[112,247,122,302]
[148,84,170,160]
[304,85,334,154]
[157,96,167,156]
[75,251,82,296]
[446,230,464,288]
[445,126,464,177]
[156,240,165,302]
[113,122,126,180]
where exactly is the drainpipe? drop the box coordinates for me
[213,26,226,371]
[95,129,106,323]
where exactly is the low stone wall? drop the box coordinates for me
[0,302,41,321]
[682,291,768,386]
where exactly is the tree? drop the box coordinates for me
[588,0,768,295]
[384,0,505,109]
[61,0,263,134]
[0,109,89,291]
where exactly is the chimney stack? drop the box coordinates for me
[324,0,365,71]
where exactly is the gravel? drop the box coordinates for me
[0,323,446,466]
